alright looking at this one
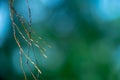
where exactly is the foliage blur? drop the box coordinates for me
[1,0,120,80]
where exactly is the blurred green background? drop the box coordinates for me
[1,0,120,80]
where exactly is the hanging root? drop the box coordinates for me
[9,0,50,80]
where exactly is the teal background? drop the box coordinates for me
[1,0,120,80]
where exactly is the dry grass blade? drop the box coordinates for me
[9,0,50,80]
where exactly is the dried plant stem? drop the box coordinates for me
[9,0,42,80]
[9,0,51,80]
